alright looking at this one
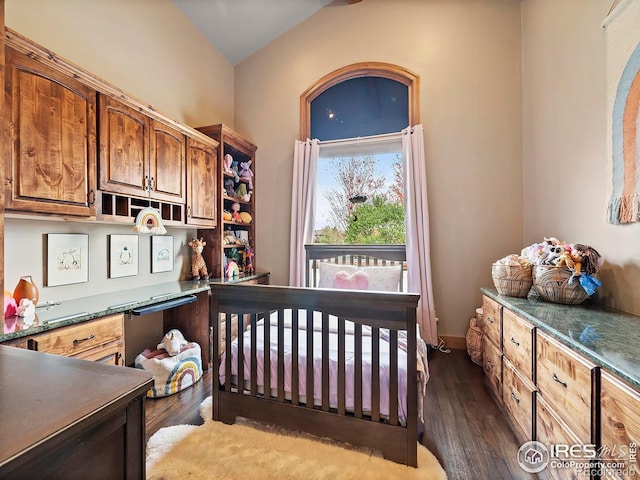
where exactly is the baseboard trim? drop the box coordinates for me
[439,335,467,350]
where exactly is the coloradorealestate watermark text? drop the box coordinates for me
[517,440,637,477]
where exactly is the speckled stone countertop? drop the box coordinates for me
[481,287,640,389]
[0,281,211,343]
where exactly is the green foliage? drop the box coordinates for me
[314,226,345,244]
[345,195,405,244]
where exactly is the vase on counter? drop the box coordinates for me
[13,276,39,306]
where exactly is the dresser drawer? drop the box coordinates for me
[536,395,585,480]
[502,309,534,381]
[29,314,124,358]
[601,371,640,479]
[536,330,594,442]
[503,359,535,440]
[483,335,502,399]
[482,295,501,348]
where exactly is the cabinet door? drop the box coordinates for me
[98,94,149,197]
[186,137,217,227]
[150,119,185,203]
[5,48,97,216]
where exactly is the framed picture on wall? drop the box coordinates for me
[108,234,139,278]
[45,233,90,286]
[151,235,174,273]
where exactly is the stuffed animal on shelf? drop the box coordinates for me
[243,245,254,275]
[224,154,239,182]
[188,237,209,280]
[231,202,242,222]
[235,183,252,202]
[239,160,254,190]
[225,260,239,279]
[222,210,232,222]
[224,178,236,197]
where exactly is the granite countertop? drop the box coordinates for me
[481,287,640,389]
[0,280,211,343]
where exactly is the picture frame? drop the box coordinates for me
[151,235,174,273]
[108,234,139,278]
[45,233,90,286]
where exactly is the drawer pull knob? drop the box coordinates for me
[73,334,95,345]
[552,373,568,388]
[486,360,493,369]
[487,317,494,324]
[510,391,520,403]
[510,337,520,347]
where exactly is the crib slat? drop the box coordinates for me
[321,312,329,412]
[372,327,380,422]
[292,309,300,405]
[250,314,257,396]
[389,329,399,426]
[225,312,232,390]
[237,313,244,394]
[264,311,271,399]
[306,310,313,408]
[277,309,285,402]
[354,323,363,419]
[338,318,345,415]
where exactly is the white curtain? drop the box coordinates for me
[402,125,438,346]
[289,138,320,287]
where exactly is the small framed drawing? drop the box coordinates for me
[151,235,173,273]
[45,233,90,286]
[108,234,139,278]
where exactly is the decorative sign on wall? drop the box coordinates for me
[603,0,640,224]
[108,234,139,278]
[151,235,174,273]
[45,234,90,286]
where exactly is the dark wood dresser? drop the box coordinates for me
[0,346,153,479]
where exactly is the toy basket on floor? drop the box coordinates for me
[531,265,588,305]
[491,263,533,298]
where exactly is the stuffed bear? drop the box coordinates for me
[188,237,209,280]
[239,160,254,190]
[224,178,236,198]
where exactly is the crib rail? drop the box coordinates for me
[210,283,420,466]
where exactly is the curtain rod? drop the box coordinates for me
[318,131,403,148]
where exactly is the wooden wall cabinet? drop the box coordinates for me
[4,47,97,217]
[185,135,218,227]
[196,124,257,279]
[98,95,185,204]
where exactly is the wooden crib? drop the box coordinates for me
[210,245,422,466]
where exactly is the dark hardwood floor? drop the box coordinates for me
[145,348,541,479]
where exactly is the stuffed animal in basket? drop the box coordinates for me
[157,329,187,356]
[188,237,209,280]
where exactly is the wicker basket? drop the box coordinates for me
[532,265,588,305]
[491,263,533,298]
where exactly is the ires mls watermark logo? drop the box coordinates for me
[518,441,638,476]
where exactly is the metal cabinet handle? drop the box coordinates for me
[486,316,494,324]
[150,176,155,191]
[88,189,95,206]
[144,175,150,192]
[510,337,520,347]
[73,334,95,345]
[552,372,568,388]
[511,391,520,403]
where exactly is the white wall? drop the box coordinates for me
[522,0,640,316]
[235,0,524,339]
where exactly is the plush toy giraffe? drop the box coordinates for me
[188,237,209,280]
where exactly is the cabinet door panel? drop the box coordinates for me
[502,309,534,381]
[502,359,535,440]
[6,48,96,216]
[186,137,217,226]
[150,120,185,202]
[481,295,501,349]
[98,95,148,197]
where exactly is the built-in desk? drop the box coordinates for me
[0,346,153,479]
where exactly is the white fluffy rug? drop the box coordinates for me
[146,396,447,480]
